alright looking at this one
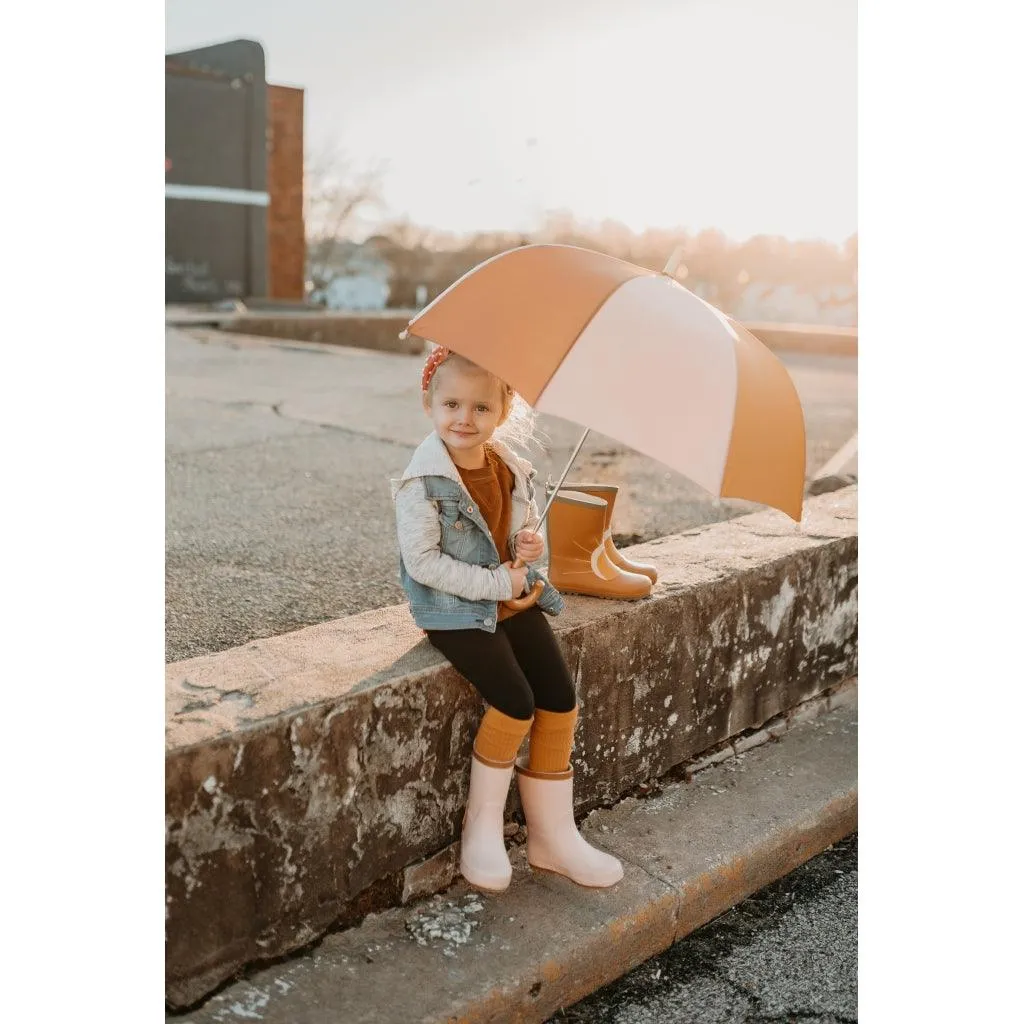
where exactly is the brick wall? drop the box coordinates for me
[267,85,305,300]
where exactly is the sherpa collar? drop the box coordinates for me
[393,431,535,499]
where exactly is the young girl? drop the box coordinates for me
[391,345,623,893]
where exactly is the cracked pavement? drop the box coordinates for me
[166,326,857,663]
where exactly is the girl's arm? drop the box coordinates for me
[394,477,515,601]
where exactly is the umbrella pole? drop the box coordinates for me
[534,428,591,535]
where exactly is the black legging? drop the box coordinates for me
[425,605,577,720]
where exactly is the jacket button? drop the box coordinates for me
[488,563,498,570]
[484,617,494,626]
[454,521,464,530]
[467,506,475,514]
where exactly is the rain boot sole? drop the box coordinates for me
[526,861,623,889]
[549,584,650,601]
[460,870,512,894]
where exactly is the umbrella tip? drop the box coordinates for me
[662,245,686,277]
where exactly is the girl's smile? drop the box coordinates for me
[423,364,508,468]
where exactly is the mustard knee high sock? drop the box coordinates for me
[473,707,534,767]
[528,706,579,773]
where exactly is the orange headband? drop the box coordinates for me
[421,345,451,392]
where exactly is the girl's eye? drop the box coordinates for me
[444,400,457,408]
[476,405,489,413]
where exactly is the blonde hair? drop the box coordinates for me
[423,347,547,455]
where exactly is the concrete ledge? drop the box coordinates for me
[208,311,854,359]
[218,312,425,355]
[171,699,857,1023]
[165,486,857,1008]
[742,321,857,357]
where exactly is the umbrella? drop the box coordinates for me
[401,243,806,608]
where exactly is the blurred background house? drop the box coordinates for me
[307,239,391,310]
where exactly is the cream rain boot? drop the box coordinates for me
[515,762,624,888]
[547,481,658,583]
[545,490,651,600]
[459,752,516,893]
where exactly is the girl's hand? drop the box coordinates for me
[514,531,545,563]
[501,561,529,597]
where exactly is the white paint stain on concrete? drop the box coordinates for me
[737,594,751,641]
[747,646,773,670]
[761,577,797,637]
[801,591,858,650]
[709,611,729,645]
[624,727,643,757]
[644,729,661,749]
[218,985,270,1020]
[388,785,426,836]
[633,675,655,701]
[406,894,485,954]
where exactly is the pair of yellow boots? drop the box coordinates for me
[541,483,657,600]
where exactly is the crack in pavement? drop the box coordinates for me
[168,390,419,452]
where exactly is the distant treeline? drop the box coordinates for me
[308,211,858,319]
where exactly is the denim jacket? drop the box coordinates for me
[390,431,564,632]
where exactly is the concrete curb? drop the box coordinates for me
[171,696,857,1023]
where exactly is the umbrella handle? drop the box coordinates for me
[503,427,591,614]
[501,557,544,612]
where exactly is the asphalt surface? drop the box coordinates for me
[549,834,857,1024]
[165,326,857,663]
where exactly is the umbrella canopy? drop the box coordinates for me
[404,244,806,521]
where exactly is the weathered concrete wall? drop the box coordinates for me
[166,487,857,1008]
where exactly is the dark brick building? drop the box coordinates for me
[165,39,305,303]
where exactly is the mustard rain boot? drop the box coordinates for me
[515,762,624,888]
[547,481,658,584]
[459,752,516,893]
[545,491,651,600]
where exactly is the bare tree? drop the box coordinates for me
[304,142,388,291]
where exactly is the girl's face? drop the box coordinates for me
[423,363,507,461]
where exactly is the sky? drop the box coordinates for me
[165,0,857,244]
